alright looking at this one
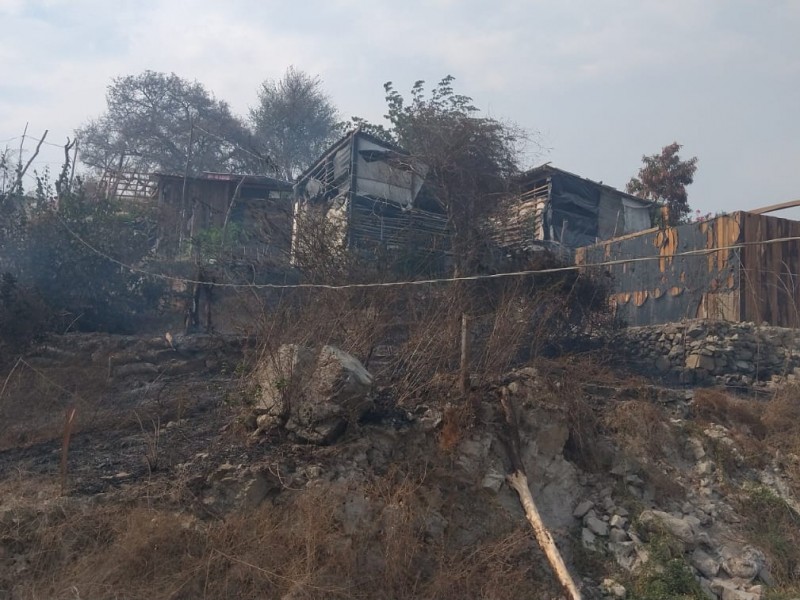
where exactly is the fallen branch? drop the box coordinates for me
[500,390,582,600]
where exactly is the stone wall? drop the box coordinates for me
[622,320,800,387]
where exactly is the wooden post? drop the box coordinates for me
[500,392,582,600]
[460,313,470,396]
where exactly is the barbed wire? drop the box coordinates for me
[55,214,800,291]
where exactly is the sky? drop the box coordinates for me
[1,0,799,217]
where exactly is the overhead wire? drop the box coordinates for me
[54,214,800,291]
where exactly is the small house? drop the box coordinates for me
[291,130,450,269]
[152,172,293,260]
[494,165,653,252]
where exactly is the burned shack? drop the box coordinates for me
[291,130,450,271]
[576,211,800,327]
[494,165,653,252]
[153,172,293,261]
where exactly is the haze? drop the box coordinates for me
[1,0,798,216]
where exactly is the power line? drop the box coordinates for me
[54,214,800,291]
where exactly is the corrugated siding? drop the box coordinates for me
[576,214,744,326]
[740,213,800,327]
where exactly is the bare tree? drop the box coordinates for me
[250,67,342,181]
[77,71,267,176]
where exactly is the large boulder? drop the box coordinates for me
[254,344,374,444]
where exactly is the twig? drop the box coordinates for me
[60,407,77,494]
[0,356,24,402]
[17,129,48,189]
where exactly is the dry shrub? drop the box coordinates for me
[605,400,677,460]
[251,251,615,420]
[0,358,111,450]
[691,388,765,437]
[438,404,467,453]
[737,486,800,587]
[7,472,557,600]
[761,384,800,441]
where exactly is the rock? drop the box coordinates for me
[609,527,629,543]
[691,548,720,578]
[756,566,775,586]
[585,511,609,537]
[721,546,766,581]
[113,362,159,377]
[610,514,627,529]
[686,354,716,371]
[710,578,761,600]
[655,356,671,373]
[573,500,594,519]
[202,466,276,513]
[637,510,696,547]
[253,344,374,444]
[581,527,597,549]
[480,470,505,493]
[600,578,626,598]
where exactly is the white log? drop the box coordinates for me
[506,470,583,600]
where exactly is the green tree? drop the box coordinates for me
[626,142,698,225]
[355,75,526,275]
[250,67,342,181]
[77,71,267,176]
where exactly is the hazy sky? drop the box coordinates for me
[1,0,799,217]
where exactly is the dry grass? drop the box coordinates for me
[605,400,677,461]
[2,472,558,600]
[692,388,765,437]
[0,358,111,450]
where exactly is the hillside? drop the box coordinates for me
[1,326,800,600]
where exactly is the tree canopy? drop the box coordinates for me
[250,67,342,181]
[77,71,267,176]
[627,142,698,225]
[354,76,526,274]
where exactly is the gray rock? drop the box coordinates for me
[710,578,761,600]
[585,511,609,537]
[480,470,505,493]
[655,356,671,372]
[637,509,696,547]
[721,546,766,581]
[253,344,373,444]
[609,527,629,543]
[686,354,716,371]
[691,548,720,578]
[600,578,626,598]
[581,527,597,549]
[573,500,594,519]
[610,514,627,529]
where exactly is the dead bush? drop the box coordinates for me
[605,399,677,461]
[691,388,765,437]
[7,472,557,600]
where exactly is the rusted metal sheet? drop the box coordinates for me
[576,213,743,326]
[578,210,800,327]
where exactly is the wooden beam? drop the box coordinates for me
[499,391,583,600]
[748,199,800,215]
